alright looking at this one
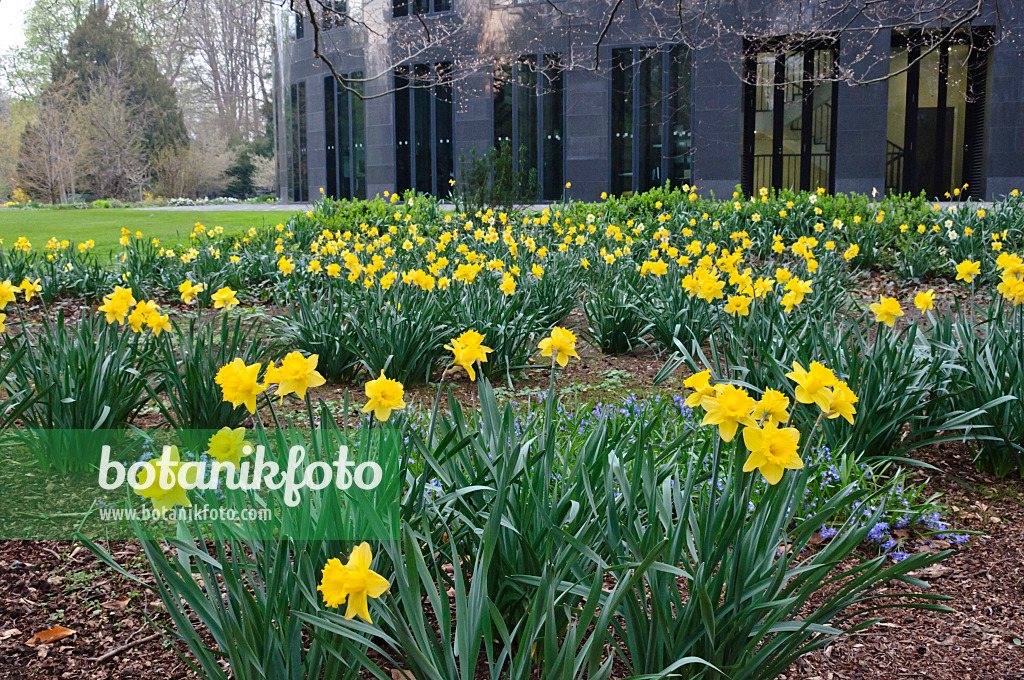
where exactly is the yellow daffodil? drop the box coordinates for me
[19,278,42,302]
[97,286,137,325]
[134,446,192,514]
[869,295,903,327]
[0,280,16,309]
[215,358,266,413]
[362,374,406,422]
[179,280,205,304]
[206,427,251,466]
[212,286,240,310]
[318,542,390,623]
[742,421,802,485]
[786,361,838,412]
[724,295,751,317]
[955,259,980,283]
[445,329,493,382]
[914,289,935,312]
[753,388,790,425]
[700,384,757,442]
[824,381,858,425]
[538,326,579,367]
[266,351,326,401]
[683,370,715,408]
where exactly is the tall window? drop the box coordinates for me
[324,74,366,201]
[742,39,837,195]
[885,29,990,199]
[493,53,564,200]
[393,0,451,17]
[320,1,350,29]
[394,62,454,195]
[288,81,308,202]
[610,45,691,196]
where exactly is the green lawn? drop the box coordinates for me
[0,208,300,255]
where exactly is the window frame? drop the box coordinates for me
[741,36,839,196]
[608,44,693,196]
[394,62,454,196]
[884,27,991,199]
[324,73,367,201]
[393,0,452,18]
[491,52,565,201]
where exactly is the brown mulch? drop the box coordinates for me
[788,442,1024,680]
[0,541,198,679]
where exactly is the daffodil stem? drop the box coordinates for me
[543,356,557,448]
[426,372,446,448]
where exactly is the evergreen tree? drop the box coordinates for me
[50,5,187,161]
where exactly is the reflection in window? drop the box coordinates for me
[394,62,454,195]
[321,1,362,29]
[289,82,308,202]
[743,39,837,195]
[885,29,990,198]
[492,53,564,200]
[393,0,451,17]
[324,74,366,201]
[610,45,691,196]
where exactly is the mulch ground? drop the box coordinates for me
[789,442,1024,680]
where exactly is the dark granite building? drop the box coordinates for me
[275,1,1024,203]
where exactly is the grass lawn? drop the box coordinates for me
[0,208,300,255]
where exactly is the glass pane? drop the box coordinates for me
[517,55,538,190]
[394,67,411,193]
[667,44,691,186]
[610,48,633,195]
[493,60,513,148]
[886,44,908,193]
[338,78,352,199]
[542,53,564,200]
[393,0,407,18]
[298,82,308,202]
[324,76,337,198]
[808,48,834,192]
[752,52,775,193]
[946,43,969,192]
[780,50,803,191]
[636,47,663,193]
[413,64,432,193]
[914,44,942,196]
[288,83,296,200]
[435,62,454,195]
[352,74,366,200]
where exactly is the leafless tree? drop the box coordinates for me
[175,0,275,141]
[288,0,1011,96]
[16,75,85,204]
[80,59,152,200]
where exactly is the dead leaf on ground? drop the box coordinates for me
[0,628,22,641]
[26,625,76,647]
[914,564,953,580]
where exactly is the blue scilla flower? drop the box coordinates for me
[889,551,910,562]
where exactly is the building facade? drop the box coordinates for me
[276,1,1024,203]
